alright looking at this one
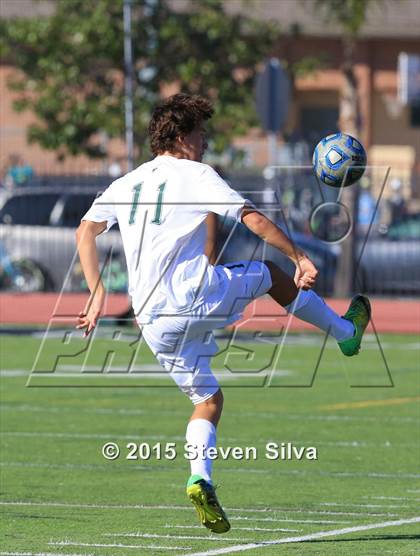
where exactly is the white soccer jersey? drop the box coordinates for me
[82,155,250,324]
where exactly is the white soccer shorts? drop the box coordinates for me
[140,261,272,405]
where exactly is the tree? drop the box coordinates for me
[0,0,278,161]
[310,0,382,296]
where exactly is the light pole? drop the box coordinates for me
[123,0,134,171]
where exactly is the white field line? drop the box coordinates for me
[165,525,302,533]
[0,404,148,416]
[16,365,292,381]
[229,516,351,524]
[2,461,418,481]
[319,502,409,509]
[0,500,348,524]
[0,500,189,511]
[230,510,399,518]
[271,414,419,424]
[300,440,417,448]
[1,404,418,424]
[0,501,402,518]
[0,431,187,441]
[363,496,420,502]
[224,467,420,480]
[0,553,94,556]
[1,431,417,449]
[46,364,291,375]
[181,516,420,556]
[105,533,247,542]
[0,461,140,471]
[49,541,189,551]
[27,373,289,382]
[0,370,30,377]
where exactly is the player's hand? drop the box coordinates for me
[76,288,105,337]
[294,255,318,290]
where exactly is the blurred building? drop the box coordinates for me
[227,0,420,203]
[1,0,419,202]
[0,1,126,177]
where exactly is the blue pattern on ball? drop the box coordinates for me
[320,169,340,186]
[313,132,367,188]
[325,147,350,170]
[321,132,341,146]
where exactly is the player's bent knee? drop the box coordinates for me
[263,259,298,307]
[263,260,282,284]
[205,388,224,410]
[214,388,224,408]
[264,259,281,279]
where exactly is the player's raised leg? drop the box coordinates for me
[264,260,371,355]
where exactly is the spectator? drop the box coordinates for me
[4,154,34,188]
[358,178,379,235]
[388,178,407,225]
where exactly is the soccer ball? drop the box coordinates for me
[312,132,367,188]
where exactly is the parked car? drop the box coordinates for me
[218,213,420,296]
[357,214,420,295]
[0,187,125,292]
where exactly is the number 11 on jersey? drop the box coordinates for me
[129,182,166,226]
[151,182,166,225]
[128,184,142,225]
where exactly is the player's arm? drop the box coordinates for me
[241,207,318,290]
[204,212,218,265]
[75,220,107,336]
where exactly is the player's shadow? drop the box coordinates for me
[300,533,420,544]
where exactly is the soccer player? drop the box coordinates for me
[76,93,371,534]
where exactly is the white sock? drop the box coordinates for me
[186,418,216,484]
[285,290,355,342]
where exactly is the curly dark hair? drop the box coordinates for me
[148,93,214,156]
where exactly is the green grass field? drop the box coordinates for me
[1,330,419,555]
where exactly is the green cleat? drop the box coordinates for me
[338,294,371,356]
[186,475,230,534]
